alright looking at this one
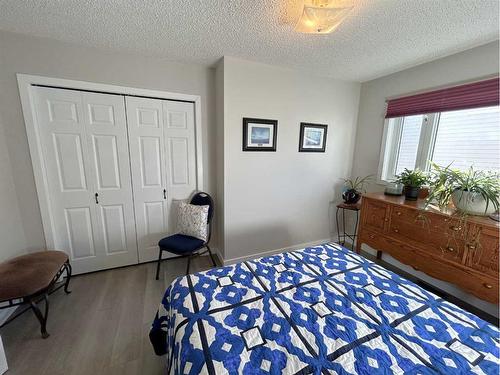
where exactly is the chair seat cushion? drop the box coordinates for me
[158,234,205,254]
[0,250,68,301]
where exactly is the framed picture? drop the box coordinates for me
[242,118,278,151]
[299,123,328,152]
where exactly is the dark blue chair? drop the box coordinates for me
[155,192,216,279]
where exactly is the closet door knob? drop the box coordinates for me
[95,193,99,204]
[163,189,166,199]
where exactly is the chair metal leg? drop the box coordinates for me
[30,293,49,339]
[64,261,72,294]
[155,248,163,280]
[186,255,191,275]
[206,245,217,267]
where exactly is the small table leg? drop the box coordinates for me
[376,251,382,260]
[336,207,342,244]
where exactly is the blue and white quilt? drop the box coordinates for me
[150,243,500,374]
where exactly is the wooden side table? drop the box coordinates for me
[336,202,361,247]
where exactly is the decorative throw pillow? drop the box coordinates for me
[177,201,209,241]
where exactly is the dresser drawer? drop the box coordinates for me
[388,220,465,264]
[359,228,499,303]
[466,225,500,278]
[361,198,390,232]
[391,205,421,222]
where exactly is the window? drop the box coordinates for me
[380,106,500,181]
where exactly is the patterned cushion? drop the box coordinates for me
[177,201,209,241]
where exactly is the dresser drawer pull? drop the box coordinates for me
[483,283,493,289]
[384,218,389,222]
[450,225,462,231]
[467,244,477,250]
[446,246,455,252]
[393,228,399,233]
[396,211,402,216]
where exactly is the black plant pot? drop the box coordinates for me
[342,189,361,204]
[404,186,420,201]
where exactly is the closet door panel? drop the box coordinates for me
[34,87,100,269]
[163,101,198,233]
[52,132,88,191]
[139,136,162,187]
[65,207,96,259]
[33,87,138,273]
[99,204,127,254]
[164,101,197,199]
[82,92,138,266]
[126,97,169,262]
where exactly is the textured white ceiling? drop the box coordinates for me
[0,0,498,81]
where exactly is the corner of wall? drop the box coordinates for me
[214,58,225,259]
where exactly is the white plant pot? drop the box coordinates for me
[451,189,496,216]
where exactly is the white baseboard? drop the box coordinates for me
[222,238,333,266]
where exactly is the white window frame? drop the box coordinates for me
[378,113,440,182]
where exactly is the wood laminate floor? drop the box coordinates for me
[1,255,215,375]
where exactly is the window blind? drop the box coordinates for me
[385,77,499,118]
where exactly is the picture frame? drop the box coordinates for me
[242,118,278,151]
[299,123,328,152]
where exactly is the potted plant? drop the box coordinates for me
[426,163,500,216]
[395,168,427,201]
[341,175,372,204]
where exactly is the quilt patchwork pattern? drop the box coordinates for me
[150,243,500,374]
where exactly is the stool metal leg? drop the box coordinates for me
[63,261,72,294]
[30,293,49,339]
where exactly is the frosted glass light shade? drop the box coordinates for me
[295,4,353,34]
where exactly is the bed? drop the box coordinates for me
[150,243,499,374]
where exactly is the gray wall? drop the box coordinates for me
[0,30,217,261]
[351,40,500,316]
[219,57,361,262]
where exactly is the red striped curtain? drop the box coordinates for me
[385,77,500,118]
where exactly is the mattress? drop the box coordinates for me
[150,243,499,374]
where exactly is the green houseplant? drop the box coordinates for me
[426,163,500,216]
[341,175,373,204]
[395,168,427,201]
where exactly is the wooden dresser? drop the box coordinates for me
[356,193,499,303]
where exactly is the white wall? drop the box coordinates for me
[351,40,500,317]
[0,30,216,261]
[218,57,361,262]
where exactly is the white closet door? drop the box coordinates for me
[163,101,198,232]
[125,97,169,262]
[34,87,138,274]
[82,92,139,269]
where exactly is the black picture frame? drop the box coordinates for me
[299,123,328,152]
[242,117,278,152]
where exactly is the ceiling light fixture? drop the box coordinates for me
[295,0,353,34]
